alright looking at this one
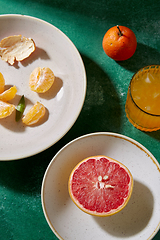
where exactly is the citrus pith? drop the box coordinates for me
[68,155,133,217]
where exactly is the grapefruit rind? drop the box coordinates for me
[68,155,133,217]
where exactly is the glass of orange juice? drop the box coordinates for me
[125,65,160,131]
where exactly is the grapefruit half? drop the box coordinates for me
[68,155,133,217]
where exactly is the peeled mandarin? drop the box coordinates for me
[0,85,17,101]
[0,100,15,118]
[22,101,46,125]
[0,72,5,93]
[29,67,55,93]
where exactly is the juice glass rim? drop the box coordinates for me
[129,64,160,117]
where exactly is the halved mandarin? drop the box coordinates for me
[29,67,55,93]
[0,85,17,102]
[0,100,15,118]
[0,72,5,93]
[22,101,46,125]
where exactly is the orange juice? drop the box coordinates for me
[125,65,160,131]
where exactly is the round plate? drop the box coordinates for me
[0,14,86,160]
[41,132,160,240]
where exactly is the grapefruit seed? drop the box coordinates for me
[68,155,133,217]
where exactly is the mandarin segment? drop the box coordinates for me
[0,85,17,102]
[0,72,5,94]
[0,100,15,118]
[22,101,46,125]
[29,67,55,93]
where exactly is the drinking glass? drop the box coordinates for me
[125,65,160,131]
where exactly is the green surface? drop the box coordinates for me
[0,0,160,239]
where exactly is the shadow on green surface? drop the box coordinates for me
[13,0,160,24]
[145,129,160,141]
[118,43,160,73]
[0,149,54,196]
[0,54,122,195]
[65,54,122,140]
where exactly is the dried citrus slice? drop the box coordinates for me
[68,155,133,217]
[0,100,15,118]
[0,35,36,65]
[0,72,5,93]
[29,67,55,93]
[0,85,17,101]
[22,102,46,125]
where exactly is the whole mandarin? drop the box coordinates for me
[102,25,137,61]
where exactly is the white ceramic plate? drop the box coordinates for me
[41,132,160,240]
[0,14,86,160]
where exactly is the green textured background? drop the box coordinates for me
[0,0,160,239]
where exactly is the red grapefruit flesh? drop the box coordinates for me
[68,155,133,216]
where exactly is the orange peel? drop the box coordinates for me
[0,35,36,65]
